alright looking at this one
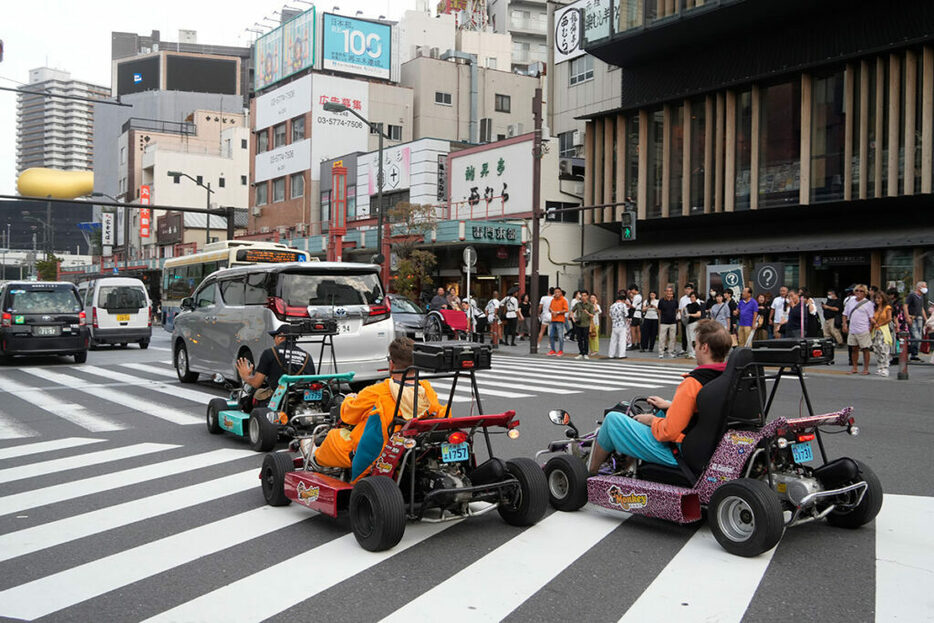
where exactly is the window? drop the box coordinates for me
[495,94,511,113]
[480,118,492,143]
[241,138,248,149]
[486,57,497,70]
[194,282,216,308]
[558,130,577,157]
[119,146,126,164]
[569,55,594,86]
[256,130,268,153]
[759,81,801,208]
[255,182,268,206]
[626,113,639,203]
[196,175,203,186]
[689,98,707,214]
[292,116,305,142]
[290,173,304,199]
[241,175,247,185]
[646,109,663,218]
[219,277,244,306]
[273,177,286,203]
[218,177,226,188]
[811,70,846,203]
[434,91,452,106]
[735,89,753,210]
[273,123,286,148]
[387,124,403,141]
[244,272,270,305]
[669,105,684,216]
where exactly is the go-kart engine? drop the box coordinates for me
[770,472,822,506]
[418,461,472,507]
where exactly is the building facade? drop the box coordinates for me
[16,68,109,177]
[578,0,934,305]
[488,0,548,70]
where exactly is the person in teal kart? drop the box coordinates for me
[235,325,314,406]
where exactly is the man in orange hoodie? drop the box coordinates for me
[588,319,731,473]
[313,337,449,479]
[547,287,570,356]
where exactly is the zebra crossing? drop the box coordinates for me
[0,436,929,622]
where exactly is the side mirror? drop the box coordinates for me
[548,409,571,426]
[181,297,194,311]
[212,373,225,384]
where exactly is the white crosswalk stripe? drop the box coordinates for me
[875,494,934,621]
[0,437,104,461]
[0,442,177,485]
[0,410,36,440]
[119,362,181,378]
[0,375,126,433]
[79,364,224,404]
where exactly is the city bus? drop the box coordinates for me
[161,240,313,330]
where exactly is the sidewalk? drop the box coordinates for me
[492,335,934,380]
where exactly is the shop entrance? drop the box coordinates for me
[809,252,872,294]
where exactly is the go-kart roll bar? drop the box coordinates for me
[760,362,828,464]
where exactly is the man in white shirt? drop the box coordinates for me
[608,291,630,358]
[769,286,789,338]
[678,283,695,355]
[502,291,520,346]
[537,287,554,345]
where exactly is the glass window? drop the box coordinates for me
[389,296,423,314]
[99,286,146,310]
[347,186,357,221]
[256,183,268,206]
[219,278,244,305]
[735,89,753,210]
[759,81,801,208]
[812,70,846,202]
[388,124,403,141]
[669,105,684,216]
[495,94,511,113]
[245,272,271,305]
[558,131,577,157]
[618,0,644,32]
[256,130,268,153]
[279,271,384,306]
[273,177,286,203]
[291,173,304,199]
[292,116,305,142]
[569,55,594,86]
[218,177,226,188]
[646,109,664,218]
[194,282,216,308]
[6,286,81,314]
[882,249,913,292]
[273,123,287,148]
[241,175,247,185]
[866,60,878,197]
[689,98,707,214]
[241,138,248,149]
[320,191,330,226]
[434,91,452,105]
[626,113,639,203]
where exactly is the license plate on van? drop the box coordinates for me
[117,314,130,322]
[34,326,60,337]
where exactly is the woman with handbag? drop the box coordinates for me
[589,293,602,355]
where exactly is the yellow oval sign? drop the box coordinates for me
[17,168,94,199]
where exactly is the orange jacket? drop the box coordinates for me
[550,296,569,323]
[650,376,703,444]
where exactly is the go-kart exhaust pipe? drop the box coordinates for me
[469,458,506,486]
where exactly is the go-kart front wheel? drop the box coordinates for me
[709,478,784,557]
[261,452,293,507]
[825,460,883,529]
[249,408,279,452]
[349,476,406,552]
[544,454,589,512]
[206,398,227,435]
[498,458,549,527]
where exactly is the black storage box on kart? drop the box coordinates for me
[751,338,834,366]
[413,342,492,372]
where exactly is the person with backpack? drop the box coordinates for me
[502,289,521,346]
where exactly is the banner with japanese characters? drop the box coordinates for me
[554,0,586,63]
[448,138,532,219]
[139,185,151,238]
[322,13,392,80]
[310,74,370,181]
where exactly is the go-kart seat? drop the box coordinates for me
[637,348,764,487]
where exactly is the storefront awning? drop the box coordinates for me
[577,227,934,263]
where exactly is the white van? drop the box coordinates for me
[77,277,152,349]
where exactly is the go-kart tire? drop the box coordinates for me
[261,452,293,507]
[709,478,784,558]
[248,408,279,452]
[544,454,589,512]
[73,350,88,364]
[498,457,549,527]
[349,476,406,552]
[175,343,199,383]
[825,460,883,529]
[206,398,227,435]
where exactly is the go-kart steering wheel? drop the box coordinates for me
[625,397,653,418]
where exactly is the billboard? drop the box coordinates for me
[102,212,115,246]
[310,74,370,181]
[254,7,316,91]
[139,185,151,239]
[166,56,238,95]
[254,139,313,184]
[448,138,533,219]
[321,13,392,80]
[582,0,615,44]
[116,56,160,96]
[255,26,283,91]
[254,74,312,132]
[554,0,586,63]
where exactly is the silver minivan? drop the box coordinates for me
[76,277,152,349]
[171,262,393,384]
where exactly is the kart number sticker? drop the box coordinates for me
[441,441,469,463]
[791,441,813,464]
[303,389,323,401]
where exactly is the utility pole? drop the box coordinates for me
[529,88,543,355]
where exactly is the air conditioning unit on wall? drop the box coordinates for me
[507,123,524,138]
[252,206,262,216]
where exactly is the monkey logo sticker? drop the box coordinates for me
[607,485,648,511]
[296,482,320,503]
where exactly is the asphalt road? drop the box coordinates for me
[0,330,930,622]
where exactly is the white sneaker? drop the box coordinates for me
[575,354,583,360]
[583,355,590,360]
[658,353,665,359]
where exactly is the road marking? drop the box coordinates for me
[0,505,313,621]
[383,510,622,622]
[478,365,659,391]
[78,365,224,404]
[875,493,934,621]
[0,469,258,563]
[453,375,580,395]
[491,360,669,389]
[0,411,36,440]
[0,437,105,461]
[0,376,125,433]
[119,362,178,378]
[0,442,177,485]
[493,355,692,375]
[148,346,171,351]
[431,380,531,399]
[495,357,685,383]
[0,448,254,516]
[18,368,201,426]
[618,526,774,622]
[143,522,456,623]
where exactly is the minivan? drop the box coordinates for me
[76,277,152,349]
[0,281,89,363]
[171,262,394,384]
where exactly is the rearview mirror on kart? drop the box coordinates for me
[212,373,225,384]
[549,409,571,426]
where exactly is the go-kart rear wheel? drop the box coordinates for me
[709,478,784,557]
[206,398,227,435]
[349,476,406,552]
[261,452,293,507]
[825,460,883,529]
[498,457,549,527]
[249,408,278,452]
[544,454,589,512]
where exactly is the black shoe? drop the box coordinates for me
[910,355,922,361]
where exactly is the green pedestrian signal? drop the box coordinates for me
[620,211,636,242]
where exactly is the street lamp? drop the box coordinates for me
[167,171,214,246]
[321,101,391,274]
[21,214,52,256]
[91,191,127,271]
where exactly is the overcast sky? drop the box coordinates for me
[0,0,417,195]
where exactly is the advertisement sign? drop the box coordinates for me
[255,74,312,132]
[368,146,411,195]
[254,26,283,91]
[448,139,533,219]
[554,0,586,64]
[310,74,369,181]
[139,185,151,239]
[102,212,115,246]
[707,264,744,299]
[255,138,312,184]
[322,14,392,80]
[582,0,616,43]
[754,263,785,296]
[282,8,316,79]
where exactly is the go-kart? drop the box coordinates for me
[536,341,883,557]
[260,342,548,552]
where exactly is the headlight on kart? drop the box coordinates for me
[776,437,789,449]
[507,428,520,440]
[403,438,416,449]
[848,425,860,436]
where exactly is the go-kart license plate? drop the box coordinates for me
[116,314,130,322]
[791,441,813,464]
[34,326,60,336]
[441,441,469,463]
[303,389,322,401]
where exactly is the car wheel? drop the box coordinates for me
[206,398,227,435]
[825,460,883,529]
[120,342,128,348]
[89,339,99,351]
[708,478,784,557]
[349,476,406,552]
[498,457,549,527]
[248,408,278,452]
[261,452,294,507]
[544,455,590,512]
[174,343,199,383]
[139,339,150,350]
[425,315,443,342]
[73,350,88,364]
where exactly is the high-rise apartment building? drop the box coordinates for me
[488,0,548,70]
[15,68,109,177]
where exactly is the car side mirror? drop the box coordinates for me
[548,409,571,426]
[212,373,225,384]
[181,297,194,311]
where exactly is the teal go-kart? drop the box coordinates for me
[207,372,355,452]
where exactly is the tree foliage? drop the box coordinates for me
[36,254,60,281]
[391,249,437,301]
[386,202,441,299]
